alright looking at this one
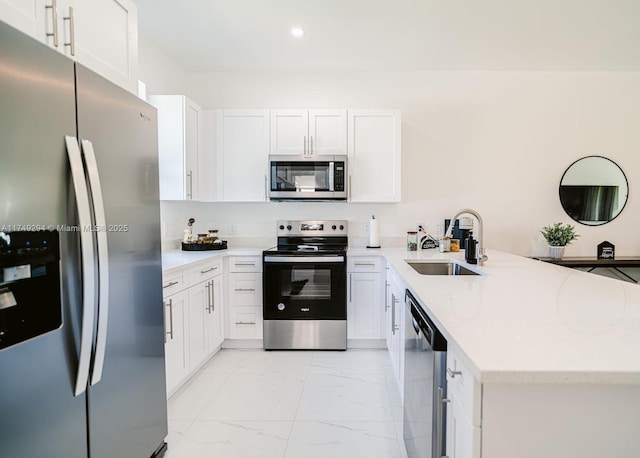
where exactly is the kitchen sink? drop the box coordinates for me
[406,261,480,276]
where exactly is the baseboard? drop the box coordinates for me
[347,339,387,349]
[222,339,264,349]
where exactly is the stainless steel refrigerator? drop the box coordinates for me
[0,20,168,458]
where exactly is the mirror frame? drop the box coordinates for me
[558,155,629,226]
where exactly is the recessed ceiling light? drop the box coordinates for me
[291,27,305,38]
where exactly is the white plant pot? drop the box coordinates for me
[548,246,565,259]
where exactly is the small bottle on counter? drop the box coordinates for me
[407,231,418,251]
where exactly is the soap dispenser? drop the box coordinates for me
[465,231,477,264]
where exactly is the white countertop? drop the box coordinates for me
[379,247,640,385]
[162,244,640,384]
[162,247,267,273]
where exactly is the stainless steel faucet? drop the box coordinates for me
[444,208,488,265]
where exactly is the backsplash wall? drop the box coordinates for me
[147,60,640,256]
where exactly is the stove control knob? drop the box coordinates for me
[286,225,292,231]
[279,225,285,230]
[339,225,344,231]
[332,225,337,230]
[277,303,285,311]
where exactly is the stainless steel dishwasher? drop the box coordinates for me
[404,289,448,458]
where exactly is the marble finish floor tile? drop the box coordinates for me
[284,421,403,458]
[165,349,406,457]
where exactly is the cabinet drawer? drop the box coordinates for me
[228,306,263,339]
[348,256,382,272]
[228,273,262,306]
[446,347,482,426]
[162,271,185,297]
[188,257,223,286]
[228,256,262,273]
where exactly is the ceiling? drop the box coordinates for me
[134,0,640,73]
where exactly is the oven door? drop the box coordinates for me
[263,255,346,320]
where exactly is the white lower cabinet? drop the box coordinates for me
[163,289,188,396]
[446,389,481,458]
[162,257,224,397]
[385,263,405,391]
[226,256,263,341]
[347,256,385,343]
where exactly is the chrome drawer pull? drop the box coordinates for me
[235,262,256,266]
[354,262,376,266]
[235,321,256,325]
[163,281,179,289]
[200,267,218,274]
[234,288,256,292]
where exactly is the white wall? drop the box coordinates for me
[138,33,188,96]
[157,70,640,257]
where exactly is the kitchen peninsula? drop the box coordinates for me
[380,247,640,458]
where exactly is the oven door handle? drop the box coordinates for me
[264,255,344,263]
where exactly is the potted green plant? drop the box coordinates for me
[540,222,579,259]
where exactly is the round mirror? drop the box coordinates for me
[559,156,629,226]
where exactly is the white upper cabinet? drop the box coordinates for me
[270,109,347,157]
[0,0,139,93]
[347,109,401,202]
[149,95,203,201]
[217,110,269,202]
[59,0,138,93]
[0,0,47,41]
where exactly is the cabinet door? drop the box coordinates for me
[59,0,138,92]
[164,290,188,396]
[184,97,201,200]
[446,391,481,458]
[218,110,269,201]
[347,271,383,340]
[308,109,347,156]
[0,0,47,43]
[270,109,309,155]
[150,95,203,201]
[347,109,401,202]
[188,280,209,369]
[207,274,224,351]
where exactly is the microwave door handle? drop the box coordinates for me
[65,136,96,397]
[329,161,334,191]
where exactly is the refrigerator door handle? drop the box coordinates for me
[65,135,96,397]
[81,139,110,386]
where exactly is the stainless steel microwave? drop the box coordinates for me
[268,155,347,201]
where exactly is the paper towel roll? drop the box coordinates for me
[368,215,380,248]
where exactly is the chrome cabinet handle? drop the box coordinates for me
[200,267,218,274]
[349,273,353,302]
[264,174,268,200]
[210,280,215,312]
[165,299,174,340]
[391,293,396,335]
[303,136,307,155]
[384,282,390,311]
[436,387,449,458]
[310,135,314,155]
[235,321,256,325]
[163,280,179,289]
[354,262,376,266]
[348,175,352,200]
[187,170,193,199]
[447,367,462,378]
[46,0,58,47]
[234,262,256,266]
[63,6,74,56]
[234,288,256,292]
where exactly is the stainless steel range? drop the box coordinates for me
[263,220,348,350]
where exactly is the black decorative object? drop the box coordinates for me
[597,241,615,260]
[181,240,227,251]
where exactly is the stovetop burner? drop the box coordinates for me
[265,220,349,255]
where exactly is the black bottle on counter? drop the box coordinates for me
[465,231,477,264]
